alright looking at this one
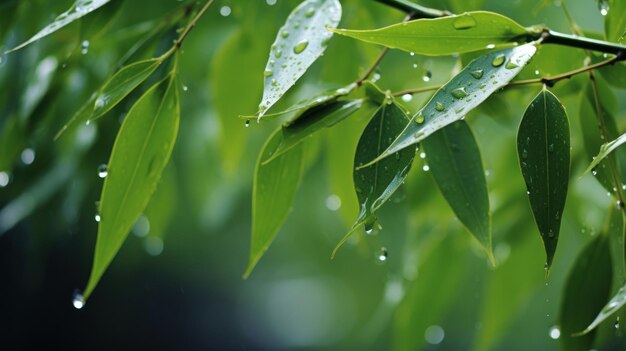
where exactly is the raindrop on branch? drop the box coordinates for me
[72,290,84,309]
[97,164,108,178]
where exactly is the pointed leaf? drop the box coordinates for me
[423,120,493,263]
[263,99,363,163]
[83,75,180,301]
[258,0,342,117]
[606,0,626,42]
[91,58,163,122]
[367,43,537,164]
[331,11,530,56]
[584,133,626,176]
[244,129,304,278]
[5,0,111,54]
[333,100,415,255]
[560,234,612,351]
[517,89,569,270]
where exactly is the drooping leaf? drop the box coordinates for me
[263,99,363,163]
[4,0,111,54]
[423,120,493,264]
[364,43,537,165]
[560,234,612,351]
[606,0,626,43]
[244,128,304,278]
[83,74,180,301]
[91,58,163,121]
[577,208,626,335]
[258,0,342,117]
[584,132,626,178]
[331,11,530,56]
[517,88,570,271]
[333,100,415,256]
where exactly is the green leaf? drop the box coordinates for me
[91,58,163,122]
[333,100,415,256]
[606,0,626,43]
[244,128,304,278]
[517,88,570,271]
[258,0,342,117]
[422,120,493,264]
[263,99,363,163]
[83,74,180,301]
[560,234,612,351]
[364,43,537,165]
[4,0,111,54]
[584,133,626,176]
[331,11,530,56]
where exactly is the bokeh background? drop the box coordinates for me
[1,0,626,349]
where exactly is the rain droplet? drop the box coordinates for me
[422,164,430,171]
[549,326,560,340]
[182,85,188,92]
[410,52,415,56]
[521,149,528,159]
[451,87,468,99]
[266,0,277,5]
[422,70,432,82]
[485,44,496,49]
[615,316,620,329]
[20,148,35,165]
[505,59,519,69]
[305,8,315,17]
[0,171,9,187]
[274,49,282,58]
[592,168,598,176]
[548,144,554,152]
[414,111,425,124]
[376,247,388,262]
[81,40,89,54]
[219,5,231,16]
[401,94,413,102]
[425,325,445,345]
[245,120,250,128]
[470,69,484,79]
[264,69,273,77]
[293,40,309,54]
[72,290,84,309]
[598,0,609,16]
[435,102,445,111]
[453,13,477,30]
[97,164,108,178]
[491,54,505,67]
[281,30,289,38]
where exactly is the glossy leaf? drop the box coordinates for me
[258,0,342,117]
[263,99,363,163]
[606,0,626,42]
[364,43,537,165]
[517,89,569,271]
[244,129,304,278]
[584,133,626,176]
[91,58,162,122]
[423,120,493,264]
[560,234,612,351]
[5,0,111,54]
[333,100,415,256]
[331,11,530,56]
[83,75,180,301]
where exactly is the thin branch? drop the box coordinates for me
[173,0,214,49]
[391,55,622,96]
[356,47,389,86]
[373,0,451,18]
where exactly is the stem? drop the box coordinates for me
[373,0,451,18]
[173,0,214,49]
[356,47,389,86]
[391,55,621,96]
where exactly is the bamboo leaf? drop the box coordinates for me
[244,128,304,278]
[333,100,415,256]
[4,0,111,54]
[364,43,536,165]
[560,234,612,351]
[263,99,363,163]
[258,0,342,117]
[517,88,570,271]
[331,11,530,56]
[82,74,180,302]
[423,120,493,264]
[584,133,626,176]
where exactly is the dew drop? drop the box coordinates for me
[505,59,519,69]
[264,69,273,77]
[293,40,309,54]
[598,0,609,16]
[592,168,598,176]
[97,164,108,178]
[422,164,430,172]
[376,247,388,262]
[81,40,89,55]
[266,0,277,5]
[451,87,468,99]
[281,30,289,38]
[305,8,315,17]
[470,69,484,79]
[72,290,85,309]
[401,94,413,102]
[245,120,250,128]
[435,102,445,111]
[274,49,282,58]
[422,70,432,82]
[219,5,231,16]
[521,149,528,159]
[414,111,425,124]
[491,54,505,67]
[452,13,477,30]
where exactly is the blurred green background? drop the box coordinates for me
[1,0,626,349]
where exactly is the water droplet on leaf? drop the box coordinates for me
[452,13,477,30]
[414,111,425,124]
[491,54,505,67]
[293,40,309,54]
[376,247,388,262]
[97,164,108,178]
[470,69,484,79]
[435,102,445,111]
[219,5,231,16]
[72,290,84,309]
[451,87,468,99]
[422,70,432,82]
